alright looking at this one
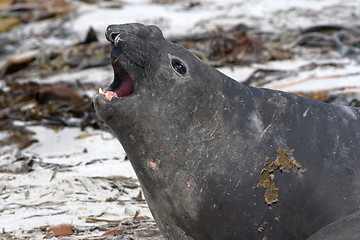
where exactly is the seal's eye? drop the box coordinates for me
[171,58,187,75]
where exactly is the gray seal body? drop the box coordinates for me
[94,23,360,240]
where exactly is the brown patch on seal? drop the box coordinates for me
[254,148,307,205]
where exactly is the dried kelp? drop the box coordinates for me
[0,81,100,130]
[172,25,270,67]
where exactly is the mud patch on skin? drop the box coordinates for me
[258,217,280,240]
[255,148,307,205]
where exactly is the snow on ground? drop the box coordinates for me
[14,0,356,46]
[0,125,152,236]
[219,59,360,93]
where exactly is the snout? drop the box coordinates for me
[105,23,149,44]
[105,23,164,46]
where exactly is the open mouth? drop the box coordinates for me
[99,58,134,101]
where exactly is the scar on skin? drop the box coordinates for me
[186,179,191,187]
[147,157,158,171]
[254,148,307,205]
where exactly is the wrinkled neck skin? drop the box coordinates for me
[108,61,247,180]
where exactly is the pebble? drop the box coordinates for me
[47,224,73,237]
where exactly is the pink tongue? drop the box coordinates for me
[116,73,134,97]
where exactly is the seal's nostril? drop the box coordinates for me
[105,25,120,42]
[110,33,119,42]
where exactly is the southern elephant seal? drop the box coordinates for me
[93,23,360,240]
